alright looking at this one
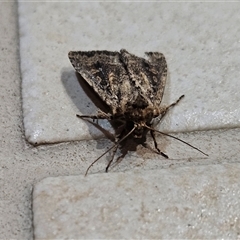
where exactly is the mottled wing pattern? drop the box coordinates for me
[119,49,167,108]
[68,51,129,114]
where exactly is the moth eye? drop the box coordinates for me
[153,109,160,117]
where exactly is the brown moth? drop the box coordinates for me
[68,49,207,175]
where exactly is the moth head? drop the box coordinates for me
[124,105,161,138]
[126,106,160,122]
[133,122,146,138]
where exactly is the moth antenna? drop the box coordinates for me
[85,143,118,176]
[144,125,208,157]
[85,125,136,176]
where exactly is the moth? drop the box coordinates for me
[68,49,207,175]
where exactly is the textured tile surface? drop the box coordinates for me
[2,2,240,239]
[33,164,240,239]
[18,2,240,144]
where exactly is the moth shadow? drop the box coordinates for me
[61,68,110,115]
[108,135,148,167]
[61,68,122,142]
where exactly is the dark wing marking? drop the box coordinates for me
[120,49,167,108]
[68,51,129,115]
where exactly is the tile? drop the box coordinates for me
[33,164,240,239]
[18,2,240,144]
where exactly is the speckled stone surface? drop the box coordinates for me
[33,164,240,239]
[18,2,240,144]
[1,2,240,239]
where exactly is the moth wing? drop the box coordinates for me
[68,51,128,114]
[120,49,167,107]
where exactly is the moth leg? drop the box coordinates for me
[106,144,119,172]
[105,125,128,172]
[150,129,168,159]
[76,109,111,120]
[159,94,185,121]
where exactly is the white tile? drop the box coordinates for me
[18,2,240,144]
[33,164,240,239]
